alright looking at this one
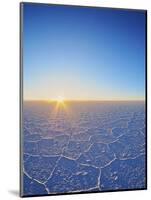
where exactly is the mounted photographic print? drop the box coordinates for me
[20,2,147,197]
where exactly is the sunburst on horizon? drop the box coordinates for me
[56,96,65,103]
[53,96,67,111]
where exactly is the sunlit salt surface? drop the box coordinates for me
[23,101,146,196]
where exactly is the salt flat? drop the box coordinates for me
[22,101,146,196]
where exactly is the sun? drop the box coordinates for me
[55,96,67,108]
[56,96,65,103]
[49,96,68,112]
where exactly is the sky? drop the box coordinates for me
[23,3,146,101]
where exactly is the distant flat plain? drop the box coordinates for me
[22,101,146,196]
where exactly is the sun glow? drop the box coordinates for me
[53,96,67,110]
[56,96,65,103]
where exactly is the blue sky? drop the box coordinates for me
[23,3,146,100]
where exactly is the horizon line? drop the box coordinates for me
[23,99,145,102]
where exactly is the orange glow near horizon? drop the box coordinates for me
[50,96,69,116]
[55,96,66,109]
[56,96,65,103]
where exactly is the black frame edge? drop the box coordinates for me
[20,1,24,198]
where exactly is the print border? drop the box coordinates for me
[19,2,147,197]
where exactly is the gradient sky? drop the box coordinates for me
[23,3,146,101]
